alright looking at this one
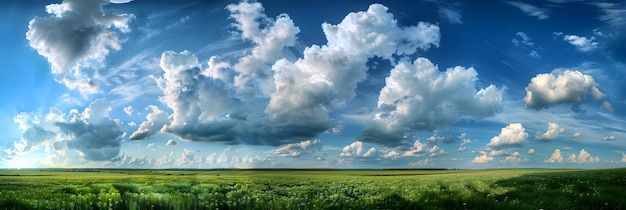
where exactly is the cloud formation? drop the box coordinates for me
[340,141,377,158]
[471,151,494,164]
[545,149,564,163]
[563,35,599,52]
[129,105,170,140]
[486,123,528,149]
[227,1,300,100]
[360,58,504,146]
[505,1,550,19]
[273,139,322,157]
[26,0,134,94]
[535,122,562,141]
[524,70,605,110]
[567,149,600,163]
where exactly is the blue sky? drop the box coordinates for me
[1,0,625,169]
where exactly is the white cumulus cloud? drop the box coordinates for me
[486,123,528,149]
[340,141,377,158]
[471,151,494,164]
[524,70,605,110]
[26,0,134,94]
[567,149,600,163]
[545,149,564,163]
[528,148,536,155]
[535,122,563,141]
[360,58,504,146]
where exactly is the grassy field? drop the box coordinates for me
[0,168,624,209]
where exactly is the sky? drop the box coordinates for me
[1,0,625,169]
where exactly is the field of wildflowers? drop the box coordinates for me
[0,168,624,209]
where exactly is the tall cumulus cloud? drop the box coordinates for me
[359,58,504,147]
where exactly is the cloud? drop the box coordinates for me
[622,153,626,163]
[26,0,134,94]
[524,70,605,110]
[486,123,528,149]
[273,139,322,157]
[567,149,600,163]
[165,139,178,147]
[123,106,134,116]
[505,1,550,19]
[360,58,504,146]
[512,32,534,47]
[471,151,494,164]
[408,159,429,167]
[12,108,64,153]
[527,148,536,155]
[544,149,564,163]
[383,150,399,159]
[269,4,440,147]
[54,98,123,161]
[535,122,563,141]
[602,101,614,112]
[128,105,170,140]
[563,35,599,52]
[502,152,527,164]
[428,145,447,157]
[340,141,377,158]
[512,32,541,58]
[603,135,616,141]
[572,132,581,139]
[592,2,626,26]
[403,140,426,157]
[438,7,462,24]
[227,1,301,100]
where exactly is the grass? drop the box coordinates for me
[0,168,624,209]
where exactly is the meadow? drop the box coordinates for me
[0,168,624,209]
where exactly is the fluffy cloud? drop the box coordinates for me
[428,145,447,157]
[227,1,300,100]
[340,141,377,158]
[383,150,399,159]
[502,152,527,164]
[269,4,440,147]
[403,140,426,157]
[572,132,581,139]
[563,35,599,52]
[273,139,322,157]
[545,149,564,163]
[471,152,494,164]
[567,149,600,163]
[524,70,605,110]
[535,122,563,141]
[486,123,528,149]
[26,0,133,94]
[49,99,123,161]
[622,153,626,163]
[527,148,536,155]
[165,139,177,147]
[12,108,64,153]
[360,58,504,146]
[128,105,170,140]
[505,1,550,19]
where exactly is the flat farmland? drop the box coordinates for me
[1,168,625,209]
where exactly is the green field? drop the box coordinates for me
[0,168,625,209]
